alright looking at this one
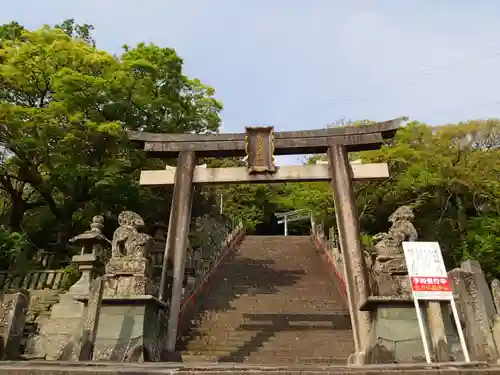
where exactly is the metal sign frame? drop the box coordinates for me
[402,241,470,364]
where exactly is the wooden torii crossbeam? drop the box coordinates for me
[128,116,406,359]
[129,117,404,157]
[139,163,389,185]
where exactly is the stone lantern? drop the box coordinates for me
[68,215,110,297]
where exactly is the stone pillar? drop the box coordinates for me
[328,227,338,254]
[161,151,196,356]
[427,301,450,361]
[490,279,500,360]
[0,292,29,360]
[327,143,371,361]
[93,211,167,362]
[461,260,496,321]
[449,268,498,362]
[65,277,105,361]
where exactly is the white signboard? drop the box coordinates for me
[402,241,469,364]
[402,241,453,300]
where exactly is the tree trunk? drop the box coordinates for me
[8,194,26,232]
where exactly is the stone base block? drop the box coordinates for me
[362,296,463,364]
[105,256,149,275]
[102,275,157,298]
[93,295,167,362]
[364,298,428,364]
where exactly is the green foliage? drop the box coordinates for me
[355,120,500,271]
[205,157,277,230]
[0,226,36,272]
[60,263,81,291]
[0,20,222,274]
[0,22,25,43]
[54,19,95,46]
[221,184,275,230]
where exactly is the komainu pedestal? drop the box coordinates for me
[364,207,420,363]
[362,296,430,363]
[93,211,168,362]
[364,206,460,364]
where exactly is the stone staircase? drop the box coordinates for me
[178,235,354,365]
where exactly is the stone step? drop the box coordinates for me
[183,336,258,348]
[184,343,242,352]
[183,329,257,338]
[184,345,352,356]
[296,356,349,365]
[242,356,348,365]
[201,301,348,309]
[177,236,355,365]
[182,350,350,365]
[182,349,235,357]
[181,354,220,363]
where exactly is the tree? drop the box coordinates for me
[54,19,95,46]
[0,22,25,43]
[302,120,500,278]
[0,23,222,263]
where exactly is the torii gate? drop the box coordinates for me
[275,209,312,236]
[128,117,406,359]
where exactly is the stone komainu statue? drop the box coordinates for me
[373,205,418,259]
[111,211,152,260]
[370,205,418,297]
[105,211,154,278]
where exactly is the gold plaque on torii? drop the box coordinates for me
[244,126,276,174]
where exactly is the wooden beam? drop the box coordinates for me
[129,117,407,157]
[143,132,386,157]
[139,163,389,186]
[129,117,406,142]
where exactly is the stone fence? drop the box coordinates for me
[0,270,67,292]
[310,223,346,296]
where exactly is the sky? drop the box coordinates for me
[2,1,500,164]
